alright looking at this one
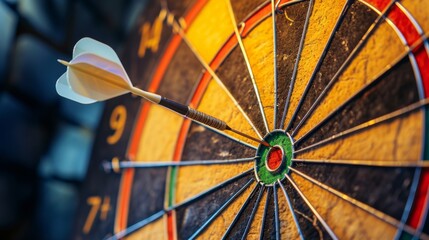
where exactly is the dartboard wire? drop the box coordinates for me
[273,183,281,240]
[226,0,270,134]
[293,33,429,147]
[412,112,429,240]
[292,158,429,168]
[294,98,429,154]
[221,184,262,239]
[284,174,339,240]
[163,11,264,140]
[366,13,428,238]
[241,184,265,240]
[271,0,279,129]
[288,167,428,238]
[382,4,428,238]
[168,168,252,208]
[395,2,425,38]
[397,168,422,240]
[399,43,429,240]
[413,185,429,239]
[277,179,305,240]
[259,186,271,240]
[290,0,398,137]
[193,121,258,149]
[188,178,255,240]
[282,0,352,131]
[107,210,165,240]
[103,157,257,171]
[274,0,282,11]
[279,0,315,130]
[108,169,253,239]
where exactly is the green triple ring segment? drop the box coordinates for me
[254,130,294,185]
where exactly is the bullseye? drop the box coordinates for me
[266,146,284,172]
[254,130,294,185]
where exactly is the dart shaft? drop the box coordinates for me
[185,107,269,146]
[160,99,270,147]
[187,108,228,130]
[132,87,269,146]
[227,127,270,147]
[131,87,227,128]
[160,97,228,130]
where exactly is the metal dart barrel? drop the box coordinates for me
[159,97,227,130]
[159,97,270,147]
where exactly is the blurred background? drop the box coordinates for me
[0,0,147,239]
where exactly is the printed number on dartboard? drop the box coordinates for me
[107,105,127,145]
[82,196,111,234]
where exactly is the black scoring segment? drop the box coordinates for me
[293,162,415,220]
[288,1,378,133]
[297,58,419,149]
[181,122,256,161]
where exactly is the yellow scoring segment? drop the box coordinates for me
[296,110,423,162]
[243,17,275,131]
[185,0,234,63]
[135,105,183,161]
[290,173,397,239]
[198,181,257,238]
[401,0,429,34]
[277,187,301,239]
[197,79,260,146]
[294,21,408,140]
[174,163,254,203]
[125,217,167,240]
[283,0,347,128]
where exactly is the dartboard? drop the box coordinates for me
[72,0,429,239]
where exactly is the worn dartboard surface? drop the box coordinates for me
[73,0,429,239]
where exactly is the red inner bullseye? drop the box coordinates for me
[266,146,283,172]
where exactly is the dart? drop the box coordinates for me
[56,37,270,147]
